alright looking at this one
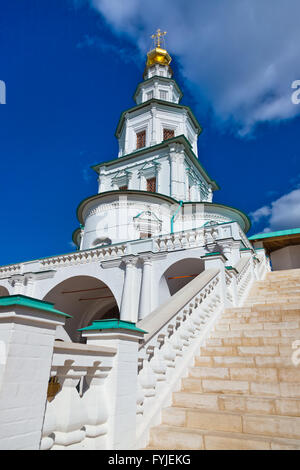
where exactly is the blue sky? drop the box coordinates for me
[0,0,299,266]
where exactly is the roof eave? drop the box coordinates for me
[91,134,218,191]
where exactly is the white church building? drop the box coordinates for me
[1,32,300,451]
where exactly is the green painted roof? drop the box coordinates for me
[204,251,221,256]
[249,228,300,241]
[78,319,147,334]
[0,295,71,318]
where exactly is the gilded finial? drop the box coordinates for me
[146,28,171,69]
[151,29,167,48]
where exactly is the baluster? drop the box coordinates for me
[138,359,156,399]
[51,362,87,450]
[80,362,109,450]
[136,381,144,424]
[150,345,167,383]
[40,399,56,450]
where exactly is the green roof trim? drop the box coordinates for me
[204,251,221,256]
[133,76,183,102]
[115,99,202,138]
[91,134,219,191]
[76,190,250,233]
[183,201,251,233]
[78,319,147,334]
[225,266,238,273]
[240,247,252,251]
[0,295,71,318]
[249,228,300,241]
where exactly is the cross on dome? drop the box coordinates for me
[151,29,167,49]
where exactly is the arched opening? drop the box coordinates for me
[43,276,119,343]
[159,258,205,304]
[0,286,9,297]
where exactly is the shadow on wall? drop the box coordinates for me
[159,258,205,305]
[43,275,119,343]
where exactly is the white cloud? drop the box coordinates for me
[250,205,271,223]
[250,189,300,232]
[78,0,300,135]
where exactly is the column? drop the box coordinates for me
[150,105,157,145]
[177,153,186,200]
[169,143,185,200]
[120,256,138,322]
[0,295,69,450]
[138,254,152,320]
[81,320,146,450]
[169,144,178,198]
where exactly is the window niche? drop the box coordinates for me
[138,161,160,193]
[111,170,131,191]
[136,130,146,149]
[163,128,175,141]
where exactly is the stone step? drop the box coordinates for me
[266,268,300,276]
[149,425,300,450]
[251,287,300,293]
[216,319,300,329]
[189,365,300,384]
[162,407,300,440]
[220,314,300,324]
[182,377,300,397]
[189,366,279,383]
[199,345,287,356]
[172,391,300,417]
[195,355,295,368]
[244,299,300,306]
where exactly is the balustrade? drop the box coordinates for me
[41,341,116,450]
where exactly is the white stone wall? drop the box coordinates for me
[117,103,198,157]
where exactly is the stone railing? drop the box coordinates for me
[41,341,116,450]
[225,269,236,305]
[0,221,247,275]
[135,268,222,449]
[0,263,22,277]
[255,249,271,279]
[39,244,127,269]
[235,256,255,305]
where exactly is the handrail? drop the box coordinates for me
[53,340,116,356]
[137,268,219,346]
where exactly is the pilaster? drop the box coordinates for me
[120,256,139,323]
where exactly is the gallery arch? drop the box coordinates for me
[43,275,119,342]
[159,257,205,304]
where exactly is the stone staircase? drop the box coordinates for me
[147,268,300,450]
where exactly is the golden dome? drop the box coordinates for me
[146,47,172,67]
[146,29,172,68]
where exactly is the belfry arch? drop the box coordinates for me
[43,275,119,342]
[159,257,205,304]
